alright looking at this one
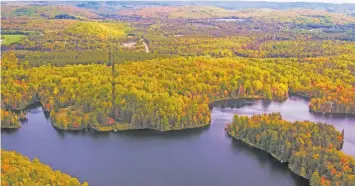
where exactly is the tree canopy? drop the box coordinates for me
[1,149,88,186]
[2,53,354,131]
[226,113,355,186]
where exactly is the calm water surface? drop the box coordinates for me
[215,18,246,22]
[2,96,354,186]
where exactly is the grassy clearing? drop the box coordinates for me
[94,123,131,131]
[1,34,26,45]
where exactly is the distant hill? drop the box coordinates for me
[236,8,355,25]
[118,5,355,25]
[190,1,355,13]
[1,3,99,19]
[119,5,234,19]
[2,1,355,18]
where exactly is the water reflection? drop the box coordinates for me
[114,126,209,139]
[209,98,258,109]
[2,95,353,186]
[53,125,209,140]
[212,95,355,157]
[229,138,308,186]
[261,99,272,111]
[1,128,19,134]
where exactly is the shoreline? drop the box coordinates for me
[309,108,355,117]
[289,92,355,116]
[2,95,354,131]
[51,120,210,132]
[225,127,310,180]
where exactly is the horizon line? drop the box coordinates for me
[1,0,355,4]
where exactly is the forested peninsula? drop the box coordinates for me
[1,52,355,131]
[1,149,88,186]
[225,113,355,186]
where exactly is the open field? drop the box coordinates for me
[1,34,26,45]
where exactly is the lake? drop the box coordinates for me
[2,95,354,186]
[215,18,245,22]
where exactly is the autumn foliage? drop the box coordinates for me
[1,52,355,131]
[1,149,88,186]
[226,113,355,186]
[0,109,21,129]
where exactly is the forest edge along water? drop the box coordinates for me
[2,2,355,185]
[2,95,354,186]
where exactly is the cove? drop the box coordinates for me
[2,95,354,186]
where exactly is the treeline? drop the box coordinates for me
[225,113,355,186]
[54,13,78,20]
[147,36,355,58]
[309,86,355,114]
[1,149,88,186]
[1,109,21,128]
[257,40,355,58]
[1,53,354,131]
[1,30,31,35]
[147,36,250,57]
[16,50,173,67]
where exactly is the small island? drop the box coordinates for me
[225,113,355,185]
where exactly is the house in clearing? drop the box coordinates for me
[108,118,115,125]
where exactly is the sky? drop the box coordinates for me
[2,0,355,3]
[234,0,355,3]
[156,0,355,3]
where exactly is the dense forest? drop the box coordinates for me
[1,149,88,185]
[2,52,354,131]
[145,36,355,58]
[1,109,21,128]
[1,2,355,185]
[225,113,355,186]
[14,50,173,67]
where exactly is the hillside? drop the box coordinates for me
[64,21,127,39]
[1,4,99,19]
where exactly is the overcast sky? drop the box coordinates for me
[160,0,355,3]
[233,0,355,3]
[2,0,355,4]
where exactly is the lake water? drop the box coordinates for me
[215,18,245,22]
[2,95,354,186]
